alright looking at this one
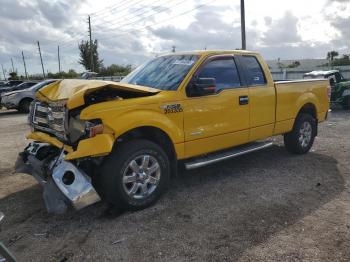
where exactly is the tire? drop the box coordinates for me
[284,113,317,154]
[98,139,170,211]
[342,96,350,110]
[18,98,32,113]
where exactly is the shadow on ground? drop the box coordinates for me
[0,145,345,261]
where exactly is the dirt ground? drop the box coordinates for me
[0,108,349,262]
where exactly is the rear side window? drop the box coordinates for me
[198,58,241,90]
[241,56,266,86]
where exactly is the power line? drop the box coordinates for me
[97,0,188,32]
[89,0,130,17]
[51,0,191,48]
[56,0,183,48]
[97,1,212,42]
[92,0,169,27]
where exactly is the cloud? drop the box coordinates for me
[0,0,350,76]
[150,5,244,51]
[261,11,301,46]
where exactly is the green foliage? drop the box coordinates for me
[331,54,350,66]
[78,40,103,72]
[99,64,132,77]
[47,69,79,79]
[287,61,301,68]
[277,60,300,69]
[327,51,339,61]
[8,72,19,80]
[321,51,350,67]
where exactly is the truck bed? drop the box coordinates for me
[273,79,329,134]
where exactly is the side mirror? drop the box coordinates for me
[189,77,216,97]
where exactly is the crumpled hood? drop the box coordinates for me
[36,79,160,109]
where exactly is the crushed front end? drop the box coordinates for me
[15,100,102,214]
[15,79,159,214]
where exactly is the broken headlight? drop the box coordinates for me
[68,116,104,144]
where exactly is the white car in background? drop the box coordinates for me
[1,80,57,113]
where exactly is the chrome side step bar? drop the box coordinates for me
[185,141,274,170]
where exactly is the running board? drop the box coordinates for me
[185,141,274,170]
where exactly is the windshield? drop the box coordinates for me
[121,54,199,90]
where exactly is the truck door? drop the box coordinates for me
[236,55,276,141]
[183,55,250,158]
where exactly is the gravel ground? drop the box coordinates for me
[0,108,349,262]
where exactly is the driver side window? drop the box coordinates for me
[197,58,241,92]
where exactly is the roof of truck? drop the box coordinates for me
[160,50,259,56]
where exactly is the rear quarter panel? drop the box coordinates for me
[274,80,329,135]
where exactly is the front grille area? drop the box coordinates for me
[29,101,67,140]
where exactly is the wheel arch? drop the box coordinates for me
[297,103,317,120]
[115,126,178,176]
[295,103,318,135]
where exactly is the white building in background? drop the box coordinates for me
[266,59,350,80]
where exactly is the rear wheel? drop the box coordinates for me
[342,96,350,110]
[98,139,170,211]
[18,98,32,113]
[284,113,317,154]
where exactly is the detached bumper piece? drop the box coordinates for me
[15,142,101,214]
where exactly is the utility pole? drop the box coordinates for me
[58,45,61,74]
[11,58,15,73]
[37,41,46,78]
[172,45,176,53]
[21,51,28,79]
[240,0,246,50]
[88,15,94,72]
[1,64,6,80]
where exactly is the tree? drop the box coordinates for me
[47,69,79,79]
[99,64,132,76]
[78,40,103,72]
[287,61,300,68]
[8,71,19,80]
[326,51,339,61]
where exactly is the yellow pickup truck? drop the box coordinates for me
[15,50,330,213]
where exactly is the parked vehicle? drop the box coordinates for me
[0,82,37,95]
[15,50,330,214]
[0,80,23,89]
[304,70,350,109]
[1,80,56,113]
[0,212,16,262]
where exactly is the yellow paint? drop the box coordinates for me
[27,132,73,152]
[273,119,295,135]
[65,134,114,160]
[28,50,329,161]
[183,88,250,156]
[37,79,159,108]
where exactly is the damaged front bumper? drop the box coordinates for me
[15,142,101,214]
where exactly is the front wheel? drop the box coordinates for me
[284,113,317,154]
[98,139,170,211]
[18,98,32,113]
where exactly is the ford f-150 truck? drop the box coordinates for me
[15,50,330,214]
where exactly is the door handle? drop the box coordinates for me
[239,95,249,105]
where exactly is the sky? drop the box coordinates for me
[0,0,349,77]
